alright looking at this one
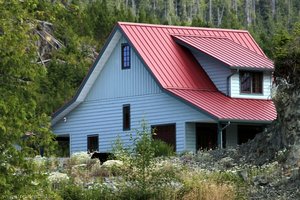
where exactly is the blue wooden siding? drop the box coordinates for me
[230,71,272,99]
[53,93,213,154]
[191,50,231,95]
[52,35,214,154]
[185,123,196,152]
[225,124,238,147]
[191,50,272,100]
[86,36,161,101]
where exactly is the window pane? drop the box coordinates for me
[122,44,130,69]
[252,72,263,93]
[240,72,251,93]
[123,105,130,130]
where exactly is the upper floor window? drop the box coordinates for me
[123,104,130,131]
[121,43,131,69]
[240,71,263,94]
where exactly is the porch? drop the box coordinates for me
[185,122,266,152]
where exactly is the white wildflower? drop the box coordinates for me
[48,172,69,183]
[102,160,123,168]
[70,151,91,165]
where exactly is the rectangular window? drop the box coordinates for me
[123,104,130,131]
[87,135,99,152]
[121,43,131,69]
[240,71,263,94]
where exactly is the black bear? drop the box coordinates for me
[90,152,115,164]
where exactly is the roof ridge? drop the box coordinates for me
[118,22,249,33]
[171,34,228,39]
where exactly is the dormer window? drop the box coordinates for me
[121,43,130,69]
[240,71,263,94]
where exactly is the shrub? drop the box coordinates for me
[152,139,175,157]
[69,151,91,166]
[112,121,179,198]
[57,182,114,200]
[177,170,238,200]
[57,184,86,200]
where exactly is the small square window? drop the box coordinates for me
[121,43,131,69]
[123,104,130,131]
[240,71,263,94]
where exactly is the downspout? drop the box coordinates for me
[227,69,239,96]
[217,121,231,149]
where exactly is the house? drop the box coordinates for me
[51,22,276,155]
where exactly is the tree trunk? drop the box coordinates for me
[245,0,252,26]
[131,0,136,15]
[217,4,225,27]
[271,0,276,18]
[209,0,212,24]
[232,0,237,18]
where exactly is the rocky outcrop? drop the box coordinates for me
[273,82,300,168]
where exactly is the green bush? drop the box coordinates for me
[112,121,179,198]
[57,182,114,200]
[152,139,175,157]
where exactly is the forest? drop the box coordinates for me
[0,0,299,198]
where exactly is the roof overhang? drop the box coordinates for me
[167,88,277,122]
[172,35,274,71]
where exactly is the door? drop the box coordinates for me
[151,124,176,151]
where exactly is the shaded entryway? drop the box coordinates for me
[56,135,70,157]
[238,125,265,145]
[196,123,219,150]
[151,124,176,151]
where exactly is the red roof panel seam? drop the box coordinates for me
[160,27,197,87]
[139,26,180,87]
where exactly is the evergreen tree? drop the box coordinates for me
[0,0,55,197]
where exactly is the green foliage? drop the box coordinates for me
[0,0,56,198]
[176,169,247,200]
[57,183,114,200]
[152,139,175,157]
[274,22,300,85]
[112,122,179,199]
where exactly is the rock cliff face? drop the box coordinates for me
[273,82,300,168]
[237,82,300,168]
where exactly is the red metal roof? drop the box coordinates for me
[117,22,277,121]
[118,22,269,90]
[172,35,274,70]
[168,89,276,121]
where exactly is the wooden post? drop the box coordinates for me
[218,123,223,149]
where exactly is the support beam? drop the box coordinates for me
[218,122,223,149]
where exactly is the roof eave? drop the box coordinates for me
[219,118,275,124]
[230,66,274,72]
[164,89,219,121]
